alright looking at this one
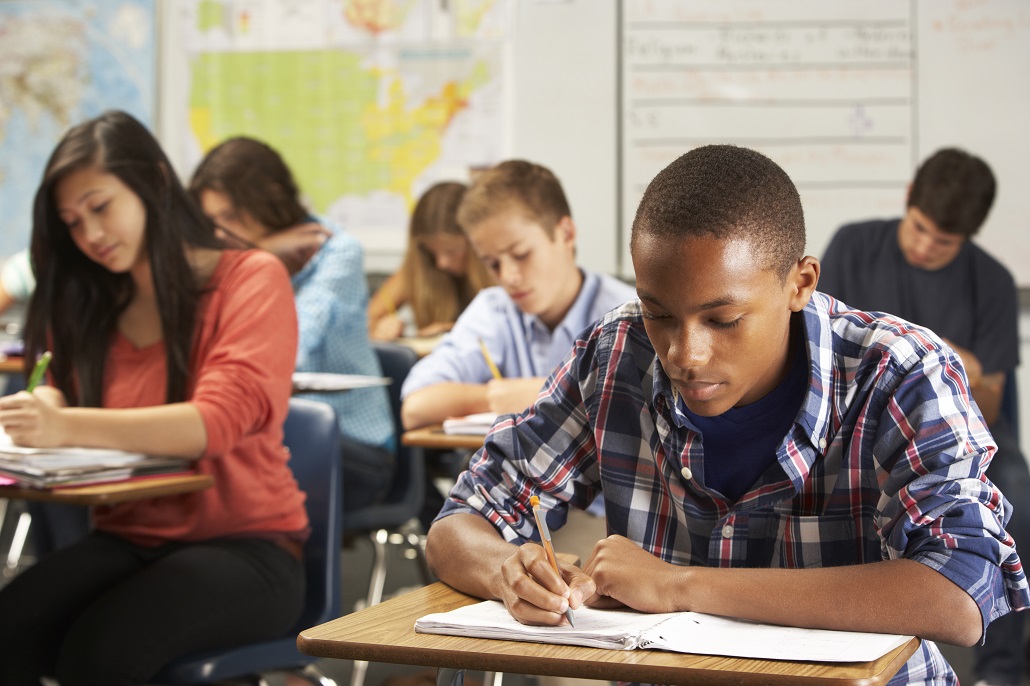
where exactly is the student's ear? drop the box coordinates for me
[555,216,576,247]
[787,256,820,312]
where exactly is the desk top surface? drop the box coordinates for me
[0,473,214,506]
[298,582,919,686]
[401,426,485,451]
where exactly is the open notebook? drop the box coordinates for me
[0,433,189,488]
[415,600,913,663]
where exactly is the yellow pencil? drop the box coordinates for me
[478,337,502,380]
[530,495,575,626]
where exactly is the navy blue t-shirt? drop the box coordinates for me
[679,335,808,503]
[819,218,1019,376]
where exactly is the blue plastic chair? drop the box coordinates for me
[346,342,431,686]
[154,398,343,685]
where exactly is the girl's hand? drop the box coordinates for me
[0,386,70,447]
[371,314,405,340]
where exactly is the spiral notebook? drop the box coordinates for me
[415,600,913,663]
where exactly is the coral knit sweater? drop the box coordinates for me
[93,250,309,545]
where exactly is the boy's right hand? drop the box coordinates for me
[497,542,595,626]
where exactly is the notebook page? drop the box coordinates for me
[640,612,912,662]
[415,600,676,650]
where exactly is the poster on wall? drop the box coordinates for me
[0,0,156,262]
[177,0,510,255]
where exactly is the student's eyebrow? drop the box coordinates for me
[59,189,102,213]
[480,238,525,259]
[637,289,739,311]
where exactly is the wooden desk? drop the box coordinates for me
[402,426,485,451]
[299,582,919,686]
[396,335,444,359]
[0,473,213,506]
[0,356,24,375]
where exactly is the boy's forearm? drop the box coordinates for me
[426,513,519,600]
[680,559,982,646]
[401,383,490,429]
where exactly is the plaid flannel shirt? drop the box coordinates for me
[439,292,1030,685]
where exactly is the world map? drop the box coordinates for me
[0,0,155,262]
[181,0,507,253]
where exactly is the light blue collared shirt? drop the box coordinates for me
[401,269,636,397]
[292,220,393,450]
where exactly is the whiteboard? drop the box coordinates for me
[619,0,1030,285]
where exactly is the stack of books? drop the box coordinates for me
[0,434,189,489]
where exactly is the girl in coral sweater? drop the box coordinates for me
[0,110,308,686]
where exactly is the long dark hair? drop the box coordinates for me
[25,110,222,406]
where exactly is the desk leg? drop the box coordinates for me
[4,509,31,577]
[436,670,503,686]
[436,668,463,686]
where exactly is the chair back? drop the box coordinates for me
[152,397,343,683]
[344,342,424,531]
[283,397,344,631]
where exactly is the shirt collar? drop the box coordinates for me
[519,268,597,340]
[643,294,836,464]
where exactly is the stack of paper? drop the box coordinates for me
[442,412,499,435]
[292,372,391,392]
[0,433,189,489]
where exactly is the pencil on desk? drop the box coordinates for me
[478,337,502,380]
[530,495,575,627]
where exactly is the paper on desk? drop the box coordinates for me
[442,412,499,435]
[292,372,391,392]
[415,600,912,663]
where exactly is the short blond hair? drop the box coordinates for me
[456,160,571,237]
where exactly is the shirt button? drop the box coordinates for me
[721,524,734,538]
[819,438,828,450]
[680,466,692,480]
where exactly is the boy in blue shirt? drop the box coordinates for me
[820,148,1030,686]
[425,145,1029,685]
[400,160,635,429]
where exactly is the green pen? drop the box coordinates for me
[26,351,53,392]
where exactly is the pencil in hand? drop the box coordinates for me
[478,337,502,380]
[26,351,53,393]
[530,495,575,627]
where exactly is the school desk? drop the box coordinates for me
[0,356,23,375]
[297,581,921,686]
[402,426,485,451]
[0,473,213,506]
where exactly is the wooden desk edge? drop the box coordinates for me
[0,473,214,505]
[296,583,920,686]
[402,426,485,451]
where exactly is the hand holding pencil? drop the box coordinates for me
[530,495,575,626]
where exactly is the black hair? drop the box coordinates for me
[630,145,805,281]
[26,110,222,406]
[908,148,995,237]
